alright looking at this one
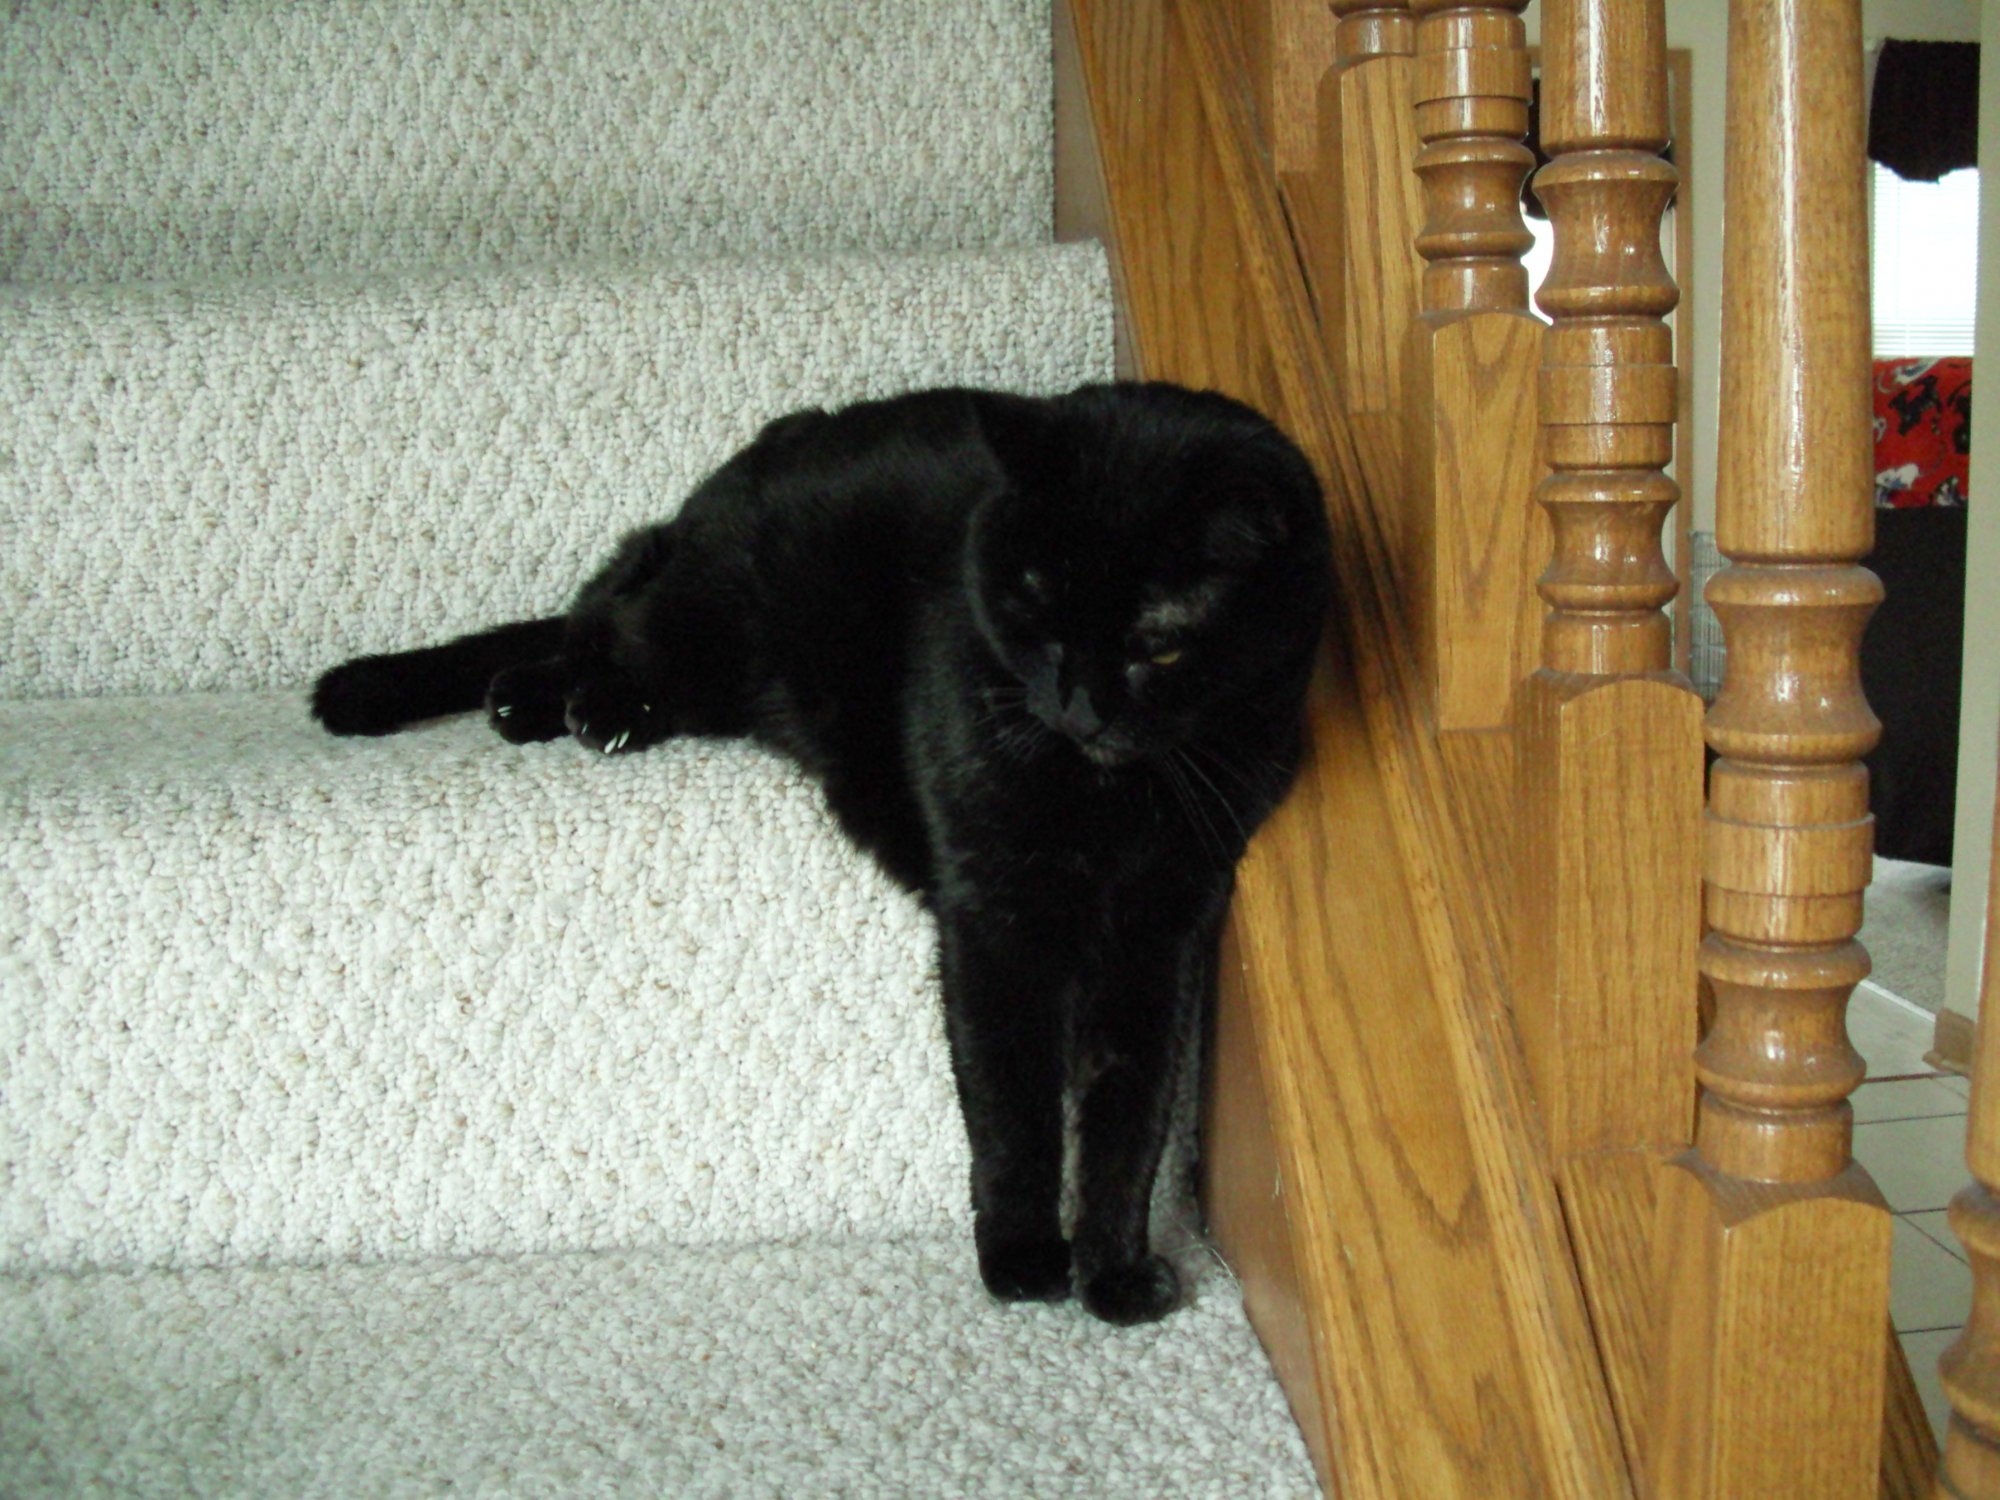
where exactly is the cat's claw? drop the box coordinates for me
[484,662,568,743]
[562,678,657,755]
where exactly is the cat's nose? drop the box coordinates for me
[1057,687,1103,738]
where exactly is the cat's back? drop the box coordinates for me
[679,387,1002,559]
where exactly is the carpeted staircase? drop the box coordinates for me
[0,4,1318,1494]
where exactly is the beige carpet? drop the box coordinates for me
[1863,856,1953,1014]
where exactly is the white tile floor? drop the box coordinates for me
[1848,978,1973,1446]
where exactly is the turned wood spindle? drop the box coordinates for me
[1330,0,1414,68]
[1509,0,1699,1163]
[1649,4,1890,1493]
[1533,2,1679,679]
[1401,0,1545,731]
[1693,0,1880,1188]
[1410,1,1533,314]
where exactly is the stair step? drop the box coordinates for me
[1,0,1053,282]
[2,691,963,1273]
[0,242,1113,700]
[0,1233,1316,1498]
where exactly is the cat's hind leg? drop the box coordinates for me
[938,902,1074,1305]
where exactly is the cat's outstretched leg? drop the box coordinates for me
[550,598,674,756]
[938,905,1073,1305]
[313,617,568,736]
[1069,887,1223,1326]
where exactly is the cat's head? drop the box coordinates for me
[967,384,1331,767]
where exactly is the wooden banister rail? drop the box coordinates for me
[1402,0,1545,728]
[1648,0,1893,1493]
[1939,770,2000,1495]
[1511,0,1701,1165]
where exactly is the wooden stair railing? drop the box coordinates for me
[1062,1,1631,1493]
[1939,766,2000,1495]
[1504,9,1706,1485]
[1062,0,1939,1495]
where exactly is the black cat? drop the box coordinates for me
[313,381,1332,1324]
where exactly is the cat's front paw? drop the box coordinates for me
[485,662,568,744]
[1080,1254,1181,1326]
[977,1235,1073,1304]
[562,673,661,755]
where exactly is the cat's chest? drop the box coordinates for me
[942,750,1207,874]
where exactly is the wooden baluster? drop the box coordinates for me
[1326,0,1425,435]
[1649,1,1891,1494]
[1510,0,1701,1163]
[1939,773,2000,1496]
[1401,0,1545,729]
[1410,0,1532,312]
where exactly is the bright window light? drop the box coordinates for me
[1871,163,1979,357]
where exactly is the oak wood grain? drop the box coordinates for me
[1515,674,1701,1158]
[1203,917,1332,1487]
[1509,0,1703,1171]
[1644,3,1894,1490]
[1404,310,1545,727]
[1652,1158,1891,1498]
[1560,1150,1938,1497]
[1326,2,1424,426]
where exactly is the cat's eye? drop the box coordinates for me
[1149,649,1184,667]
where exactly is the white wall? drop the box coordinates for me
[1946,2,2000,1027]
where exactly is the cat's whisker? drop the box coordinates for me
[1184,740,1272,801]
[1159,753,1229,867]
[1173,750,1240,859]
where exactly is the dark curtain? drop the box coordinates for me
[1521,38,1983,214]
[1869,40,1980,182]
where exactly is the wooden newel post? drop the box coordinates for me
[1648,1,1891,1494]
[1401,0,1545,729]
[1510,0,1702,1164]
[1938,774,2000,1496]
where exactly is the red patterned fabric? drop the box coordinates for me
[1873,356,1971,508]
